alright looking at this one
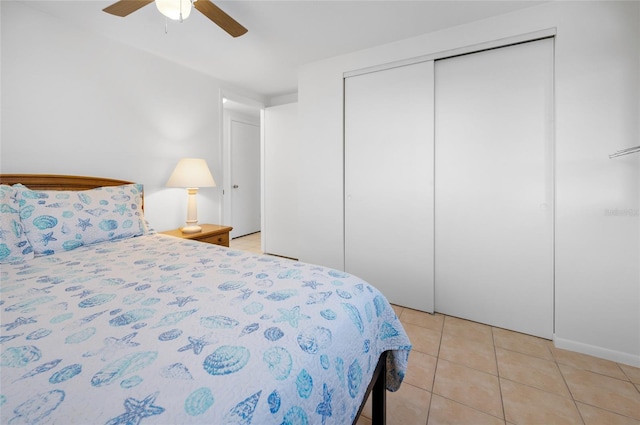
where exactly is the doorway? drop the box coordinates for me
[221,95,262,239]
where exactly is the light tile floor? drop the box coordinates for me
[230,233,640,425]
[358,305,640,425]
[229,231,262,253]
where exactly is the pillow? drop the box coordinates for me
[15,183,149,256]
[0,185,34,263]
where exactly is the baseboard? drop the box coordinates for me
[553,336,640,368]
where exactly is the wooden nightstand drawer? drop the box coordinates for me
[160,224,233,247]
[196,232,229,246]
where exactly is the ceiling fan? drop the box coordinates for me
[102,0,248,37]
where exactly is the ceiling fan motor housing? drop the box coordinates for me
[156,0,192,21]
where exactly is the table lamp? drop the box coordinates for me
[166,158,216,234]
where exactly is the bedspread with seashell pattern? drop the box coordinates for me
[0,233,411,425]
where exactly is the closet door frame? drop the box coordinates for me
[343,28,556,80]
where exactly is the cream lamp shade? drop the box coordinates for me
[166,158,216,234]
[156,0,192,21]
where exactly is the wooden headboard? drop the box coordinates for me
[0,174,134,191]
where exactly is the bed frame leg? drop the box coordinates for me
[371,353,386,425]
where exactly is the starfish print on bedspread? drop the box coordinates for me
[273,306,310,329]
[113,204,128,216]
[38,232,57,246]
[76,218,93,231]
[177,335,214,355]
[84,332,140,361]
[106,392,165,425]
[302,280,323,290]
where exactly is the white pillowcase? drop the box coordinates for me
[0,185,34,263]
[16,183,149,256]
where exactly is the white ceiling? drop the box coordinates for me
[22,0,546,99]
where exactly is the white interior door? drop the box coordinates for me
[434,38,554,338]
[345,60,435,313]
[230,119,261,238]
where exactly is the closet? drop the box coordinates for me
[344,37,554,338]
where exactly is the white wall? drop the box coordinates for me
[0,1,264,232]
[298,1,640,366]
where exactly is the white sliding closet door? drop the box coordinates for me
[345,61,435,313]
[435,39,554,338]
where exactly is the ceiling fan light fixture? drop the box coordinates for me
[103,0,247,37]
[156,0,192,21]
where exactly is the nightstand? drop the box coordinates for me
[160,224,233,247]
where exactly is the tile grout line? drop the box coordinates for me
[491,326,508,424]
[423,313,445,425]
[539,338,588,424]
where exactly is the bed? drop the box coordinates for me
[0,174,411,425]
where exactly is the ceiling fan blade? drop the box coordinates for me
[103,0,154,17]
[194,0,248,37]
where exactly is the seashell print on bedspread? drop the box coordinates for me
[0,233,411,424]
